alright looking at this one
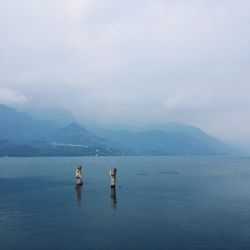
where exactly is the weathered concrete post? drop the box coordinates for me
[75,165,83,185]
[109,167,117,188]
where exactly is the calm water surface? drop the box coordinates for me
[1,156,250,250]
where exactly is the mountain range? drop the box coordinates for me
[0,105,121,156]
[0,104,237,156]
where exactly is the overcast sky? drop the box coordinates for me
[0,0,250,144]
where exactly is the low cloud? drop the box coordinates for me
[0,88,29,106]
[0,0,250,144]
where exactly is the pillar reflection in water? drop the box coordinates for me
[110,187,117,209]
[75,184,82,205]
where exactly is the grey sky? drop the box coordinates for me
[0,0,250,144]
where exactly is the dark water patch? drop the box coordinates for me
[135,173,148,176]
[0,177,71,193]
[160,170,179,175]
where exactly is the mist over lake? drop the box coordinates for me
[1,156,250,250]
[1,1,250,249]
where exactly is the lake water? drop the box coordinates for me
[1,156,250,250]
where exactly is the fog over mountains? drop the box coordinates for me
[0,104,238,157]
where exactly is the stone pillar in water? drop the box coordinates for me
[75,165,83,185]
[109,168,117,188]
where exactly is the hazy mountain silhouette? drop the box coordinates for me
[0,104,237,156]
[24,107,77,126]
[88,125,236,156]
[0,104,121,156]
[0,104,58,141]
